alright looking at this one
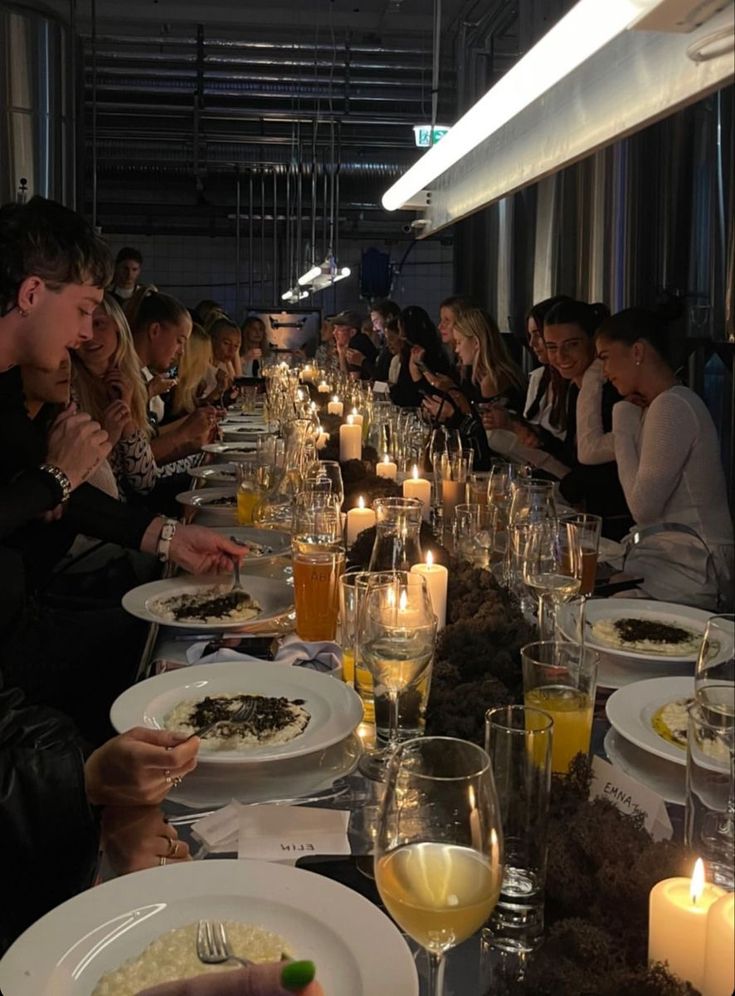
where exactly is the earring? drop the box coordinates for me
[17,307,29,318]
[635,359,641,367]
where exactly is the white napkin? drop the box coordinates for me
[185,633,342,676]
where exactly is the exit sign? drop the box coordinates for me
[413,125,449,148]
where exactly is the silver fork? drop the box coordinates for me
[196,919,252,968]
[183,696,257,743]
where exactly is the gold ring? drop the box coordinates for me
[172,776,183,788]
[158,856,167,866]
[165,836,178,857]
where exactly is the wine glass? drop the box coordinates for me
[522,521,583,640]
[375,737,504,996]
[358,573,436,778]
[695,614,735,720]
[304,459,345,508]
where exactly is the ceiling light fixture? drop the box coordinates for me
[382,0,669,211]
[281,286,310,302]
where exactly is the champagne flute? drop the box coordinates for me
[358,574,436,778]
[375,737,504,996]
[522,521,582,640]
[695,613,735,721]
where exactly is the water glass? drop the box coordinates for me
[695,614,735,719]
[338,570,362,689]
[292,490,342,540]
[484,705,553,950]
[685,701,734,890]
[521,641,598,775]
[375,737,504,996]
[560,513,602,595]
[292,535,345,641]
[304,459,345,508]
[241,384,258,412]
[440,451,474,526]
[454,502,496,568]
[236,460,263,524]
[358,573,436,777]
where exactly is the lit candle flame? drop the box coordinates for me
[690,858,705,904]
[347,415,355,425]
[358,495,365,509]
[426,550,434,568]
[352,407,358,415]
[384,454,390,463]
[332,395,339,402]
[399,588,408,612]
[412,464,419,479]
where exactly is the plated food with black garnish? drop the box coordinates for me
[122,574,292,630]
[110,661,364,764]
[573,599,711,661]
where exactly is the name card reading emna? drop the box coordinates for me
[238,805,351,862]
[590,756,673,841]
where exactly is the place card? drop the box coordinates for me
[238,805,351,862]
[590,756,673,841]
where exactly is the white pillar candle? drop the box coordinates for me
[316,426,329,450]
[327,396,343,417]
[403,464,431,522]
[317,381,331,394]
[703,893,734,996]
[376,454,398,481]
[345,496,376,546]
[411,550,448,630]
[339,416,362,461]
[349,408,364,427]
[300,365,316,383]
[648,860,725,991]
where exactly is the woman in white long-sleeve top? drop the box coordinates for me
[595,307,733,608]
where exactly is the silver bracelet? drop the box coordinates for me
[156,518,178,563]
[38,463,72,504]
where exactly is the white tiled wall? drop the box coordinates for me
[105,234,455,324]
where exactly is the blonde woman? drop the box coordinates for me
[453,308,526,411]
[73,294,159,495]
[240,315,268,376]
[170,324,220,416]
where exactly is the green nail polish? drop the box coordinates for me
[281,960,316,991]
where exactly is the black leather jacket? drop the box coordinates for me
[0,681,99,952]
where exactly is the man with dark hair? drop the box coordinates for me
[110,246,144,305]
[329,308,377,380]
[370,298,401,336]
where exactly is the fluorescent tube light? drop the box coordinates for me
[382,0,665,211]
[298,264,322,286]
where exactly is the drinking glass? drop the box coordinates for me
[292,490,342,540]
[375,737,504,996]
[560,513,602,595]
[522,521,583,640]
[292,534,345,641]
[685,701,735,890]
[439,451,474,528]
[350,570,405,727]
[521,641,598,775]
[236,460,263,524]
[338,569,363,689]
[484,705,553,950]
[454,502,496,568]
[695,614,735,720]
[358,574,436,776]
[304,459,345,508]
[368,497,424,572]
[508,479,556,529]
[467,471,492,507]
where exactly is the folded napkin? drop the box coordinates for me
[185,633,342,677]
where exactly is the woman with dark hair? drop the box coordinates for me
[391,305,450,407]
[595,307,733,606]
[542,298,631,535]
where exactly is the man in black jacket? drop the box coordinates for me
[330,309,377,380]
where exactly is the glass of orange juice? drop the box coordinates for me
[236,459,263,525]
[521,641,598,775]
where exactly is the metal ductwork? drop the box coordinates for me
[0,1,75,206]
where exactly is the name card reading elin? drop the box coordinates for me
[238,805,351,862]
[590,756,673,841]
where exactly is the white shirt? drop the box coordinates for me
[141,366,164,424]
[523,366,566,439]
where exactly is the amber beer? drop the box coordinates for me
[292,537,345,641]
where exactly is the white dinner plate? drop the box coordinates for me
[222,424,274,441]
[576,598,711,662]
[212,525,291,559]
[202,441,258,456]
[121,573,293,630]
[604,727,686,805]
[0,859,418,996]
[176,486,239,524]
[188,462,239,485]
[595,648,693,690]
[169,732,362,807]
[110,659,364,764]
[605,676,694,767]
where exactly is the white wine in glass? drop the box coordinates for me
[375,737,504,996]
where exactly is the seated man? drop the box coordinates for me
[330,309,377,381]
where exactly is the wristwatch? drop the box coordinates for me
[156,518,178,562]
[38,463,72,504]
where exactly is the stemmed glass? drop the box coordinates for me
[358,573,436,778]
[304,459,345,508]
[375,737,504,996]
[521,520,583,638]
